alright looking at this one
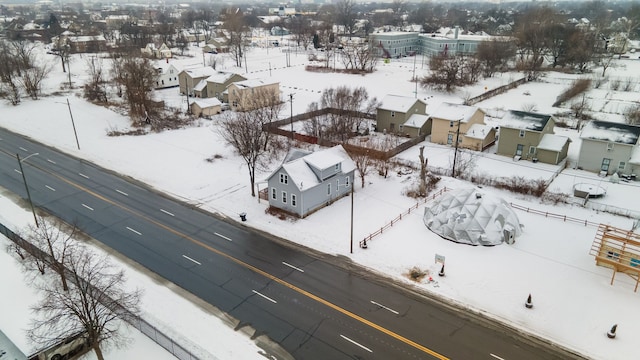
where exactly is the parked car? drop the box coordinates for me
[29,332,90,360]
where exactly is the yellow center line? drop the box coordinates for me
[32,161,449,360]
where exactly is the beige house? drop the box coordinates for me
[178,67,218,95]
[141,42,172,59]
[191,98,222,117]
[204,72,246,100]
[227,79,280,111]
[376,95,428,136]
[496,110,570,164]
[430,103,495,151]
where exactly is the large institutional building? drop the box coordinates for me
[369,27,492,58]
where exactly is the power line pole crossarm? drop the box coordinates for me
[17,153,40,228]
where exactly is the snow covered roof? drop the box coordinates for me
[423,188,522,246]
[501,110,552,132]
[192,98,221,108]
[429,102,479,123]
[379,95,423,113]
[403,114,429,128]
[580,120,640,145]
[273,145,355,191]
[181,67,217,79]
[231,79,279,89]
[205,71,244,84]
[537,134,570,152]
[193,79,207,92]
[465,123,493,140]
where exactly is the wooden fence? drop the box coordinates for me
[509,203,600,227]
[359,187,449,248]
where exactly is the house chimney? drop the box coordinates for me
[454,26,459,39]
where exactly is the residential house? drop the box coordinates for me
[154,62,181,89]
[577,120,640,175]
[141,42,172,59]
[191,98,222,117]
[496,110,570,164]
[204,37,229,53]
[430,103,495,151]
[376,95,428,136]
[265,145,356,218]
[178,67,217,95]
[227,79,280,111]
[204,71,246,100]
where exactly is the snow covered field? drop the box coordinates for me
[1,42,640,359]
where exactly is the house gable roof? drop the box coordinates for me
[193,79,207,92]
[501,110,552,132]
[537,134,570,151]
[580,120,640,145]
[465,123,494,140]
[430,102,480,123]
[230,78,279,89]
[268,145,355,191]
[179,67,217,79]
[379,95,424,113]
[403,114,430,128]
[192,97,221,108]
[205,71,246,85]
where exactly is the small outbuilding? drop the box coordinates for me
[423,188,522,246]
[191,98,222,117]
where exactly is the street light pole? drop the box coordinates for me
[17,153,39,228]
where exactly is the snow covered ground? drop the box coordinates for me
[1,42,640,360]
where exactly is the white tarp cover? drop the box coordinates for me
[423,188,522,246]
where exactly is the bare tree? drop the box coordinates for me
[340,42,378,72]
[288,16,314,50]
[29,244,141,360]
[112,56,158,121]
[222,8,249,68]
[335,0,357,37]
[421,54,480,92]
[23,216,76,291]
[449,149,477,180]
[513,6,556,79]
[624,104,640,125]
[20,59,52,100]
[84,56,108,103]
[476,38,516,77]
[348,147,374,188]
[217,89,282,196]
[0,40,24,105]
[418,146,428,196]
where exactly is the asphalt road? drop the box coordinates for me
[0,127,584,360]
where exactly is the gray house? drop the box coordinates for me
[577,120,640,175]
[265,145,356,218]
[376,94,428,136]
[496,110,570,165]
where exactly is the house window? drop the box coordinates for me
[327,183,331,195]
[280,173,288,184]
[450,121,454,127]
[618,161,626,171]
[606,251,620,260]
[391,111,396,117]
[282,191,287,203]
[337,179,340,189]
[399,124,404,132]
[291,194,296,206]
[345,176,350,187]
[447,133,453,145]
[516,144,524,156]
[519,130,525,138]
[335,163,340,171]
[607,142,614,151]
[271,188,276,200]
[601,158,611,172]
[529,146,536,155]
[631,258,640,267]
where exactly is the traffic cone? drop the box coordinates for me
[607,324,617,339]
[525,294,533,309]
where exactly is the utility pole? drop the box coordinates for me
[350,179,354,253]
[66,98,80,150]
[451,118,462,178]
[17,153,39,228]
[289,93,294,143]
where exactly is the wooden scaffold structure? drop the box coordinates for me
[590,224,640,292]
